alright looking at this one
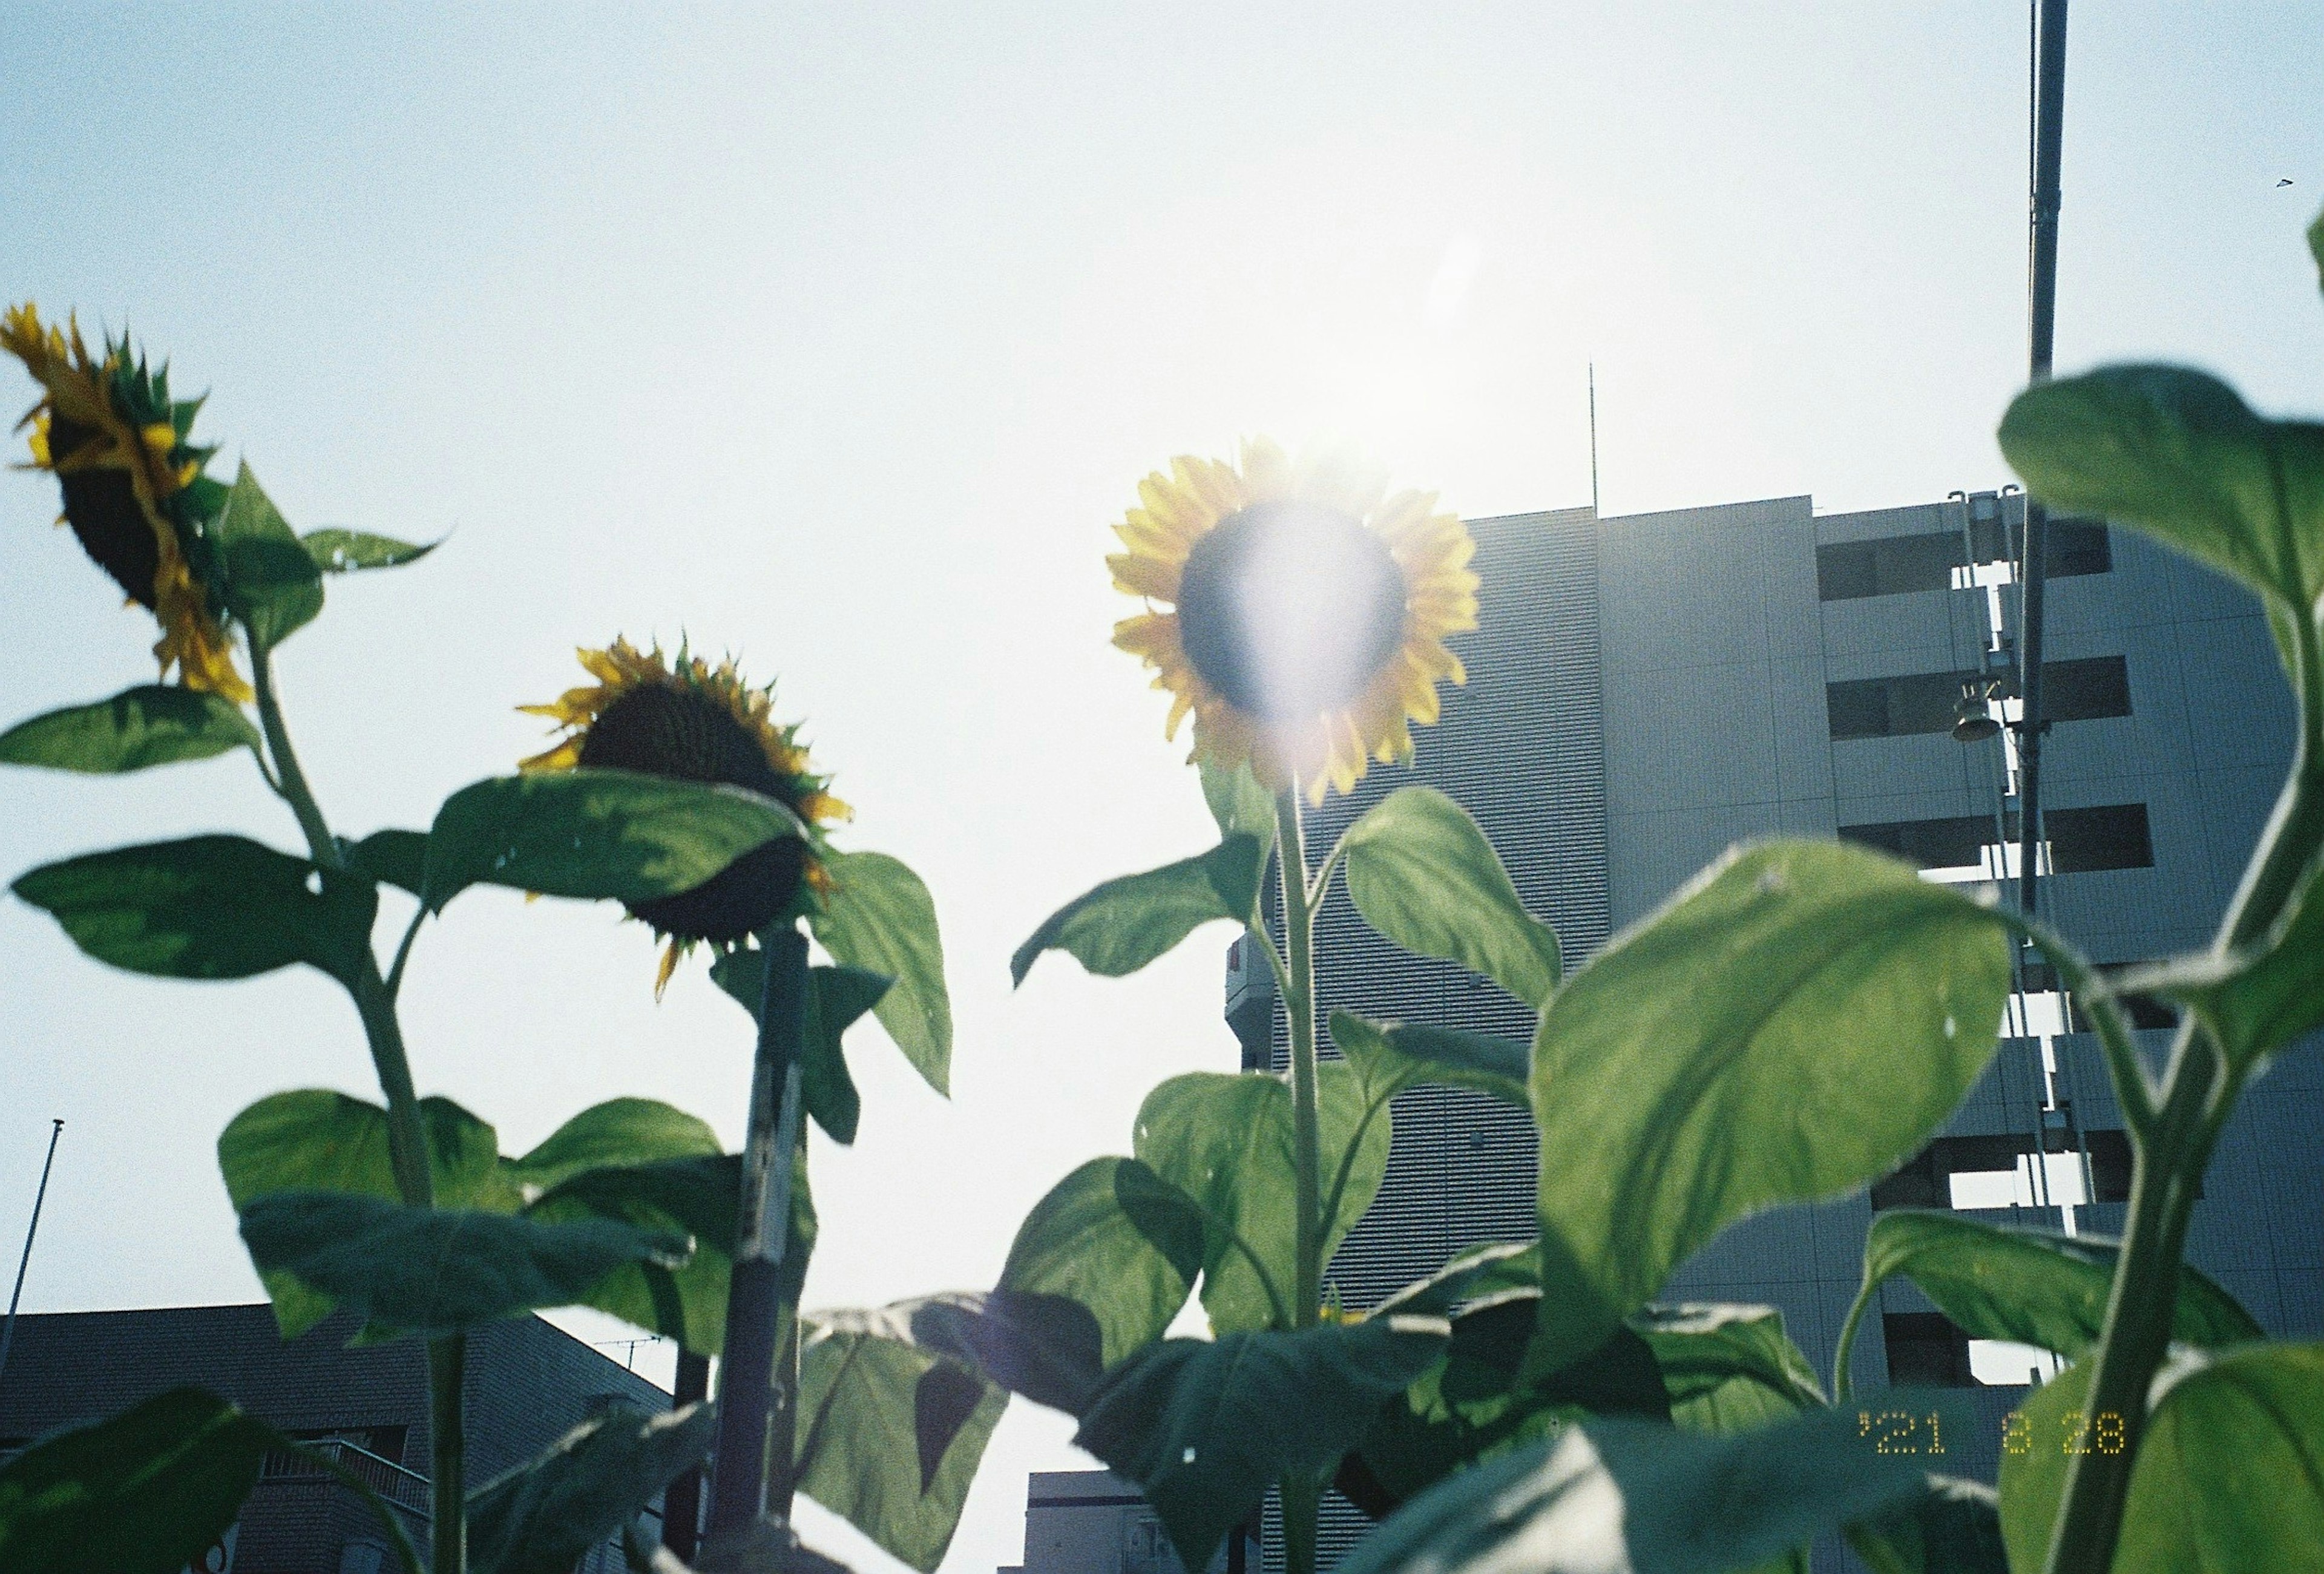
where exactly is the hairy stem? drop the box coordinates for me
[1273,788,1321,1574]
[251,635,462,1572]
[1274,789,1320,1330]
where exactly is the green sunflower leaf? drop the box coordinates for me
[467,1402,715,1574]
[997,1156,1207,1369]
[1074,1319,1449,1574]
[344,828,428,896]
[711,949,892,1144]
[301,528,441,574]
[1133,1066,1389,1336]
[1632,1303,1825,1431]
[1528,840,2011,1377]
[1341,1399,1971,1574]
[1011,833,1269,986]
[218,1089,518,1336]
[13,835,378,988]
[811,848,952,1097]
[215,461,325,648]
[1338,786,1561,1009]
[1997,367,2324,678]
[795,1314,1007,1573]
[505,1098,723,1190]
[237,1191,682,1338]
[1998,1343,2324,1574]
[1840,1210,2261,1378]
[420,769,803,913]
[0,685,258,774]
[1330,1008,1528,1108]
[880,1289,1109,1417]
[1846,1477,2007,1574]
[1200,758,1280,844]
[0,1388,275,1574]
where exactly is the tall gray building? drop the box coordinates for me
[1225,490,2324,1566]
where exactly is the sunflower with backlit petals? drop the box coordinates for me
[1108,437,1478,803]
[2,304,249,701]
[521,638,851,993]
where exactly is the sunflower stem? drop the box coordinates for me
[250,631,462,1573]
[1273,786,1322,1336]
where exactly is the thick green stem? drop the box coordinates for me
[1274,790,1321,1331]
[2043,1036,2221,1574]
[430,1335,468,1574]
[1280,1471,1321,1574]
[251,637,463,1572]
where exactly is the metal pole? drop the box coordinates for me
[705,926,810,1538]
[2017,0,2069,918]
[1587,362,1601,516]
[663,1350,712,1561]
[0,1119,64,1396]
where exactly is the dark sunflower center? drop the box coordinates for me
[1175,499,1408,723]
[48,413,162,609]
[579,681,804,944]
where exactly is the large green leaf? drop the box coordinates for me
[712,949,892,1144]
[0,1388,275,1574]
[346,828,428,897]
[796,1316,1007,1573]
[421,769,802,913]
[528,1152,806,1359]
[1846,1477,2008,1574]
[1848,1210,2262,1370]
[1133,1065,1389,1334]
[885,1289,1108,1416]
[997,1156,1206,1368]
[218,1089,519,1336]
[2133,870,2324,1071]
[1342,1304,1669,1518]
[1010,834,1268,986]
[1528,840,2010,1373]
[1341,1398,1971,1574]
[238,1191,681,1337]
[1998,367,2324,672]
[216,461,325,647]
[1998,1343,2324,1574]
[1074,1318,1449,1573]
[0,685,257,774]
[1331,1009,1528,1107]
[467,1402,715,1574]
[1339,786,1561,1008]
[302,527,439,574]
[1201,758,1280,844]
[811,848,952,1095]
[1370,1241,1542,1320]
[13,835,378,987]
[1635,1303,1825,1431]
[507,1098,722,1190]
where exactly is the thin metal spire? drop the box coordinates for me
[1587,362,1600,515]
[0,1119,65,1397]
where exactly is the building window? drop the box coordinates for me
[1872,1130,2140,1214]
[1816,520,2109,603]
[1817,534,1960,601]
[1883,1312,1972,1386]
[1840,815,1993,870]
[2044,804,2153,873]
[2041,655,2131,721]
[1826,670,1977,739]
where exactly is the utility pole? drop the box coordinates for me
[0,1119,65,1397]
[2017,0,2070,917]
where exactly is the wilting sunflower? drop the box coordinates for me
[522,638,851,993]
[1108,438,1478,802]
[2,304,248,700]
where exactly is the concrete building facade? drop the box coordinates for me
[1224,491,2324,1568]
[0,1303,669,1573]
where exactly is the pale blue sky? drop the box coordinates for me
[2,5,2319,1571]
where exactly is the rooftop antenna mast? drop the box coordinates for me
[1587,362,1601,515]
[0,1119,65,1397]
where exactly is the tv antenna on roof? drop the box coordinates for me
[1587,362,1601,516]
[0,1119,65,1398]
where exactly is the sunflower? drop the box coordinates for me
[521,638,851,993]
[1108,438,1478,803]
[2,304,248,700]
